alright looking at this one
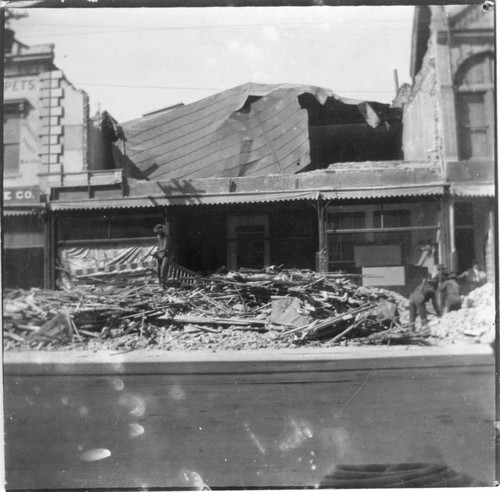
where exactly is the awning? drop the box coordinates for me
[50,191,320,210]
[320,185,444,200]
[450,183,495,197]
[49,184,444,211]
[3,208,45,216]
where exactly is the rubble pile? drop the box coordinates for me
[428,283,495,344]
[2,269,413,352]
[4,270,494,352]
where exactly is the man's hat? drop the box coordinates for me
[153,224,167,234]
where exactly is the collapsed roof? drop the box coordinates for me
[121,82,401,181]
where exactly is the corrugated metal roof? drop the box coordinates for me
[50,191,318,210]
[50,184,444,211]
[121,83,381,181]
[450,183,495,197]
[321,185,444,200]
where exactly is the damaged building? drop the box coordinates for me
[51,83,440,296]
[2,26,123,289]
[3,4,496,296]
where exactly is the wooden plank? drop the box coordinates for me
[173,316,267,326]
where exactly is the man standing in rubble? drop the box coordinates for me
[438,273,461,313]
[153,224,170,288]
[431,264,447,311]
[408,278,441,331]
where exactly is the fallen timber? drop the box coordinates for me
[279,303,377,338]
[5,267,490,352]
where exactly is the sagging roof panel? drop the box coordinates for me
[121,83,385,181]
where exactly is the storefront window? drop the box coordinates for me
[373,209,411,228]
[57,213,163,242]
[328,211,364,230]
[326,204,439,275]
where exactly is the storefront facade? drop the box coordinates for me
[49,164,446,296]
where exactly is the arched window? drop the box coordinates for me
[455,53,495,160]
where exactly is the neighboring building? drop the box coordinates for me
[2,28,120,289]
[402,4,495,279]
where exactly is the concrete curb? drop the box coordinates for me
[3,344,494,376]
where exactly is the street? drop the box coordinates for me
[3,347,495,490]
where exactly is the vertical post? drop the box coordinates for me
[316,199,328,273]
[393,69,399,94]
[43,211,50,289]
[163,207,170,233]
[163,206,173,267]
[486,206,496,283]
[44,212,56,289]
[449,196,457,273]
[438,193,447,266]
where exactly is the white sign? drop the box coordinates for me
[4,77,39,99]
[3,187,41,204]
[362,266,405,287]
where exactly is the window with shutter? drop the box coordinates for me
[455,53,495,160]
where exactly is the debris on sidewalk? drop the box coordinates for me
[427,282,495,345]
[1,269,494,352]
[361,325,432,346]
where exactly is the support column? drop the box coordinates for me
[485,205,496,283]
[44,212,56,289]
[163,206,174,263]
[432,8,460,165]
[449,196,457,273]
[316,199,328,273]
[438,194,447,266]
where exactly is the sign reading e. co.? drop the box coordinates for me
[3,187,41,205]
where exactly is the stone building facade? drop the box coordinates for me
[3,27,117,288]
[402,4,495,279]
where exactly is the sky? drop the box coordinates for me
[8,5,415,123]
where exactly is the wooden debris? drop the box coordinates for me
[1,267,420,351]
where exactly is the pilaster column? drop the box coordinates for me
[431,7,460,166]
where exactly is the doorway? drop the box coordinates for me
[227,215,269,270]
[454,202,476,273]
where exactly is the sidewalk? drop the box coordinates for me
[3,343,494,375]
